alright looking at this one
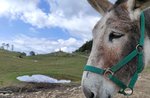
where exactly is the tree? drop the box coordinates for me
[18,52,26,58]
[29,51,35,56]
[75,40,93,53]
[2,43,5,49]
[21,52,26,56]
[6,44,9,50]
[0,46,4,49]
[11,45,14,51]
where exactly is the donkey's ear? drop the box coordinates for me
[127,0,150,11]
[87,0,113,16]
[125,0,150,19]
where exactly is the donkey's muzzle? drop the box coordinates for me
[82,85,94,98]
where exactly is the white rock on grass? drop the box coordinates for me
[17,74,71,83]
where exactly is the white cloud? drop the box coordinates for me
[0,0,118,53]
[0,35,84,54]
[0,0,100,41]
[0,0,40,19]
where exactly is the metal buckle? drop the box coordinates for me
[136,44,143,54]
[124,88,133,96]
[104,68,114,77]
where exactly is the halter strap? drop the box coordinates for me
[84,12,145,96]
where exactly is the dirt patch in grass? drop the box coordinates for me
[0,83,84,98]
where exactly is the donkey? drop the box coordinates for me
[81,0,150,98]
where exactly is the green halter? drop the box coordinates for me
[84,12,145,96]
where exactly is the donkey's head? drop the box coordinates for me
[82,0,150,98]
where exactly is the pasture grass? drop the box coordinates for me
[0,49,87,87]
[0,49,149,87]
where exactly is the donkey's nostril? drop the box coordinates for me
[90,92,94,98]
[82,86,95,98]
[108,95,111,98]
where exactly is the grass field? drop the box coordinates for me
[0,49,150,98]
[0,49,87,87]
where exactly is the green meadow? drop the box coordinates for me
[0,49,150,88]
[0,49,87,87]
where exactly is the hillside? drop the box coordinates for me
[0,49,87,87]
[75,40,93,53]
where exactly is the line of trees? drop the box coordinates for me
[75,40,93,53]
[0,43,14,51]
[0,43,36,58]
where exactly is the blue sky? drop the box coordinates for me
[0,0,115,54]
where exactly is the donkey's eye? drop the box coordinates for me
[109,32,124,42]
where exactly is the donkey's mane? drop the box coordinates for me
[144,8,150,38]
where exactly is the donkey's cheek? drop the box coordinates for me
[115,47,121,52]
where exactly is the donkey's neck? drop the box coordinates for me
[144,8,150,65]
[144,8,150,38]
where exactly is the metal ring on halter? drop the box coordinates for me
[123,88,133,96]
[104,68,114,77]
[136,44,143,54]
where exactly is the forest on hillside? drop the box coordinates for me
[75,40,93,53]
